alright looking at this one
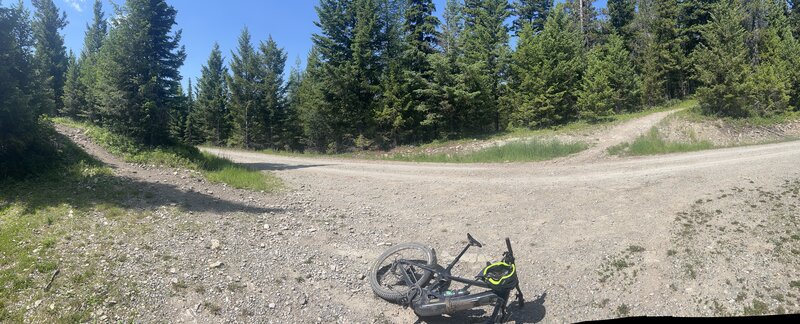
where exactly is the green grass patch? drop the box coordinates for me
[0,127,134,322]
[385,139,588,163]
[608,127,714,156]
[53,118,282,192]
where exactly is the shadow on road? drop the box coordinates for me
[240,162,331,171]
[414,292,547,324]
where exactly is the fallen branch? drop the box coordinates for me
[44,268,60,292]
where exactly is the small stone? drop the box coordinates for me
[359,274,366,280]
[209,261,224,269]
[169,268,177,274]
[308,228,317,233]
[264,224,270,230]
[34,300,42,308]
[211,239,221,250]
[268,303,276,309]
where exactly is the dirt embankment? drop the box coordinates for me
[658,115,800,147]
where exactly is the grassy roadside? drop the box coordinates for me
[608,104,800,157]
[398,99,695,153]
[53,118,282,192]
[607,127,714,156]
[385,140,588,163]
[248,100,696,163]
[0,129,143,322]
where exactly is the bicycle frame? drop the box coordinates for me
[389,235,521,322]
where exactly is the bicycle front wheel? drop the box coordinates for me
[369,243,437,303]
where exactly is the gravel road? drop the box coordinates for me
[57,109,800,323]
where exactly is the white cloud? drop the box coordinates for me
[63,0,88,12]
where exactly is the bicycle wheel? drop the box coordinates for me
[369,243,437,303]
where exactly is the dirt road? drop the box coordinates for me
[200,114,800,321]
[55,109,800,323]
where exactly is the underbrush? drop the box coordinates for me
[53,118,282,192]
[386,139,588,163]
[0,129,135,322]
[608,127,714,156]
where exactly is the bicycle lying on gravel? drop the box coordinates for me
[369,234,524,323]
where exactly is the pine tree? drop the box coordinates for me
[78,0,106,122]
[31,0,67,116]
[281,59,306,151]
[377,0,440,144]
[95,0,186,145]
[195,43,230,146]
[227,28,264,149]
[607,0,635,45]
[295,47,331,151]
[1,1,39,169]
[61,51,85,118]
[566,0,599,46]
[431,0,470,138]
[508,4,584,128]
[639,0,687,104]
[439,0,463,56]
[183,78,203,145]
[791,1,800,39]
[168,82,189,142]
[511,0,552,35]
[693,1,751,117]
[461,0,510,132]
[577,34,640,120]
[259,36,288,149]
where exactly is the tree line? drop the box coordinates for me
[3,0,800,161]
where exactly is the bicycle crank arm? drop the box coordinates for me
[412,291,499,317]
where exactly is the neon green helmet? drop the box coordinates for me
[482,262,518,292]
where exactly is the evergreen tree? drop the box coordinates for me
[61,51,85,118]
[511,0,552,35]
[281,59,306,151]
[439,0,463,56]
[309,0,385,151]
[259,36,288,148]
[95,0,186,145]
[607,0,635,44]
[227,28,264,149]
[577,34,640,120]
[508,4,584,128]
[566,0,599,46]
[1,1,39,171]
[195,43,230,146]
[31,0,67,116]
[639,0,687,104]
[168,82,189,142]
[430,0,470,138]
[295,47,332,151]
[693,0,751,117]
[791,0,800,38]
[460,0,510,132]
[183,78,203,145]
[78,0,107,122]
[377,0,440,144]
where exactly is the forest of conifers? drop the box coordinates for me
[2,0,800,163]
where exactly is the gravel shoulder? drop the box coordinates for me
[51,111,800,323]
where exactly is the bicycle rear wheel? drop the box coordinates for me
[369,243,437,303]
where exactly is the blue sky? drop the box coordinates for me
[25,0,606,88]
